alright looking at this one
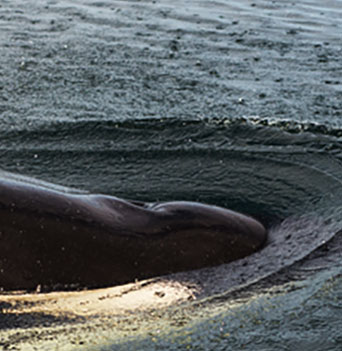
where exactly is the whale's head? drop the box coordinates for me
[147,201,267,267]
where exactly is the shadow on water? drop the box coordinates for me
[0,311,81,331]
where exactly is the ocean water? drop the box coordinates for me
[0,0,342,349]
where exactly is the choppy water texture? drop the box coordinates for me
[0,0,342,350]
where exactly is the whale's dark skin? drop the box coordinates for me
[0,177,267,291]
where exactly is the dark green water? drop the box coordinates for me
[0,0,342,349]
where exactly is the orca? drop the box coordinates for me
[0,176,267,291]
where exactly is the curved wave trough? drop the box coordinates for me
[1,117,342,295]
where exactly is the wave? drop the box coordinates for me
[1,116,341,299]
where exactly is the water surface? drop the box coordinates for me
[0,0,342,349]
